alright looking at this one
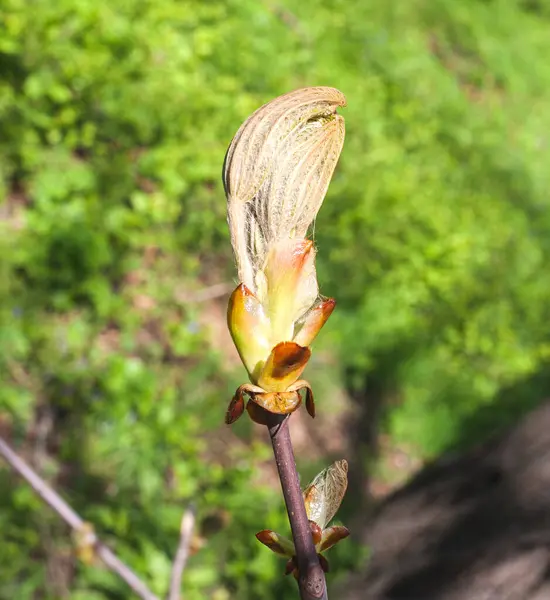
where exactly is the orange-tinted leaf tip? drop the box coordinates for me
[269,341,311,379]
[293,298,336,347]
[255,530,295,556]
[225,394,245,425]
[226,283,248,329]
[318,525,350,553]
[309,520,323,546]
[304,386,315,418]
[256,530,275,545]
[258,341,312,392]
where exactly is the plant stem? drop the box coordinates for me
[265,414,328,600]
[0,435,160,600]
[168,504,196,600]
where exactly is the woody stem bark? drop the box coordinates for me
[266,414,328,600]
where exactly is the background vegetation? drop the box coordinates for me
[1,0,549,598]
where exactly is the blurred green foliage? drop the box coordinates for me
[1,0,550,597]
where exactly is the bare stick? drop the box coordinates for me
[168,505,196,600]
[265,414,328,600]
[176,282,233,303]
[0,435,160,600]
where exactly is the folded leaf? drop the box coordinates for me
[257,341,311,392]
[318,525,350,553]
[293,298,336,347]
[256,530,295,557]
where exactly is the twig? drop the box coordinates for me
[168,505,196,600]
[176,282,234,303]
[0,435,160,600]
[265,414,328,600]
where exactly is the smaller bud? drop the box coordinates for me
[256,530,295,557]
[317,526,350,553]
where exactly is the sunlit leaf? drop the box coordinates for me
[224,87,346,293]
[302,460,348,529]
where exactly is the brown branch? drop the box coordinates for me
[167,504,196,600]
[0,434,160,600]
[265,414,328,600]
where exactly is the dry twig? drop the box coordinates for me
[0,435,160,600]
[168,505,196,600]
